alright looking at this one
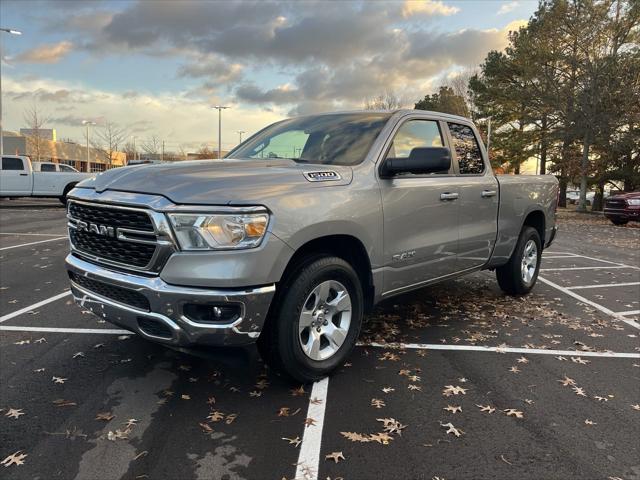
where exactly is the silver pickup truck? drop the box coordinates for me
[66,110,558,382]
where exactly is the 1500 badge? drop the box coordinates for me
[303,171,342,182]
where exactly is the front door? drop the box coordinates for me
[446,122,499,270]
[1,157,32,195]
[379,118,466,297]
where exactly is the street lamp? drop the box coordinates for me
[0,27,23,156]
[132,136,138,162]
[212,106,229,160]
[82,120,96,172]
[237,130,245,145]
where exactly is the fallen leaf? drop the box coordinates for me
[52,376,67,384]
[476,404,496,414]
[442,385,467,396]
[4,408,24,419]
[304,417,317,427]
[282,436,301,447]
[503,409,524,418]
[371,399,385,409]
[291,386,306,397]
[95,412,115,421]
[443,405,462,414]
[440,422,464,437]
[1,451,27,467]
[584,419,596,426]
[325,451,345,463]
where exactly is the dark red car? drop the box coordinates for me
[604,191,640,225]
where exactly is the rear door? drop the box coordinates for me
[0,157,32,195]
[446,122,499,271]
[379,116,466,296]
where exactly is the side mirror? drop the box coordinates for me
[381,147,451,177]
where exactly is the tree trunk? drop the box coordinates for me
[558,174,568,208]
[539,116,548,175]
[577,132,591,213]
[592,178,605,211]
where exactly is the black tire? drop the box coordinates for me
[59,183,76,206]
[496,226,542,295]
[610,217,628,226]
[257,256,363,383]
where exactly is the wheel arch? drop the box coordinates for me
[522,209,545,245]
[279,234,375,313]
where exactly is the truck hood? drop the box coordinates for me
[87,159,353,205]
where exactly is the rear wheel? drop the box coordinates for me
[610,217,628,226]
[59,183,76,206]
[257,256,363,383]
[496,226,541,295]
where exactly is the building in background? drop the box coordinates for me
[2,130,126,172]
[19,128,57,142]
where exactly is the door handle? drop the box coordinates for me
[481,190,497,198]
[19,173,29,176]
[440,192,459,201]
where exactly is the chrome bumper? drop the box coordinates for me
[65,254,275,347]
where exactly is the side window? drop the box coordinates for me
[40,163,56,172]
[60,165,76,172]
[386,119,443,160]
[448,123,485,174]
[1,157,25,171]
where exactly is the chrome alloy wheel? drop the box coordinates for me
[298,280,352,361]
[521,239,538,285]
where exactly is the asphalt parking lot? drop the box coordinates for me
[1,201,639,480]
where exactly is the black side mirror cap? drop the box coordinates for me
[381,147,451,177]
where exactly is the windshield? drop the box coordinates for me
[227,113,391,166]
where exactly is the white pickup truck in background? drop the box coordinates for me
[0,155,94,204]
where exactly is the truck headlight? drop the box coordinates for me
[167,213,269,250]
[627,199,640,206]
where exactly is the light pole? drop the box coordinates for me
[0,28,23,157]
[82,120,96,172]
[212,106,229,160]
[132,135,138,162]
[237,130,245,145]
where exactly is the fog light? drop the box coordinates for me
[183,303,241,324]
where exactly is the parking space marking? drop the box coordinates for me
[0,326,130,334]
[0,232,67,237]
[538,276,640,330]
[359,342,640,358]
[541,265,633,271]
[570,253,640,268]
[295,377,329,480]
[0,236,67,250]
[567,281,640,290]
[541,255,579,259]
[0,291,71,323]
[616,309,640,316]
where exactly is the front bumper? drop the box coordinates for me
[66,254,275,347]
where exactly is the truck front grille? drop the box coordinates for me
[68,202,154,232]
[69,271,150,311]
[69,229,156,267]
[67,200,163,271]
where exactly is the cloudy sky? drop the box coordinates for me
[1,0,535,152]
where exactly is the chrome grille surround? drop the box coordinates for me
[67,198,177,274]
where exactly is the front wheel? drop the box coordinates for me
[257,256,363,383]
[496,226,542,295]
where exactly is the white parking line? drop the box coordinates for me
[359,342,640,358]
[0,291,72,323]
[541,255,579,259]
[540,266,634,271]
[0,232,67,237]
[567,281,640,290]
[616,309,640,316]
[0,326,130,334]
[0,237,67,251]
[538,276,640,330]
[295,377,329,480]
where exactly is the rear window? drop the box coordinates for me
[1,157,24,171]
[448,123,485,175]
